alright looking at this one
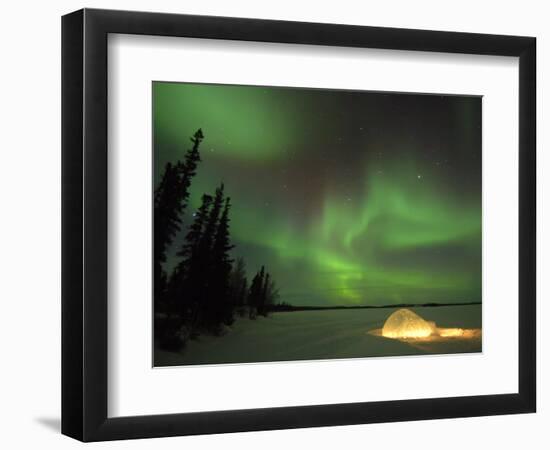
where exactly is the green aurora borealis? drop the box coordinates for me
[154,82,482,307]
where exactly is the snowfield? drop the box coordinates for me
[154,305,482,367]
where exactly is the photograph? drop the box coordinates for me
[152,82,482,367]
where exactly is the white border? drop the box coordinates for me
[108,34,518,417]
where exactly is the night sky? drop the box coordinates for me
[153,82,481,307]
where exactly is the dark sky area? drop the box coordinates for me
[154,82,481,306]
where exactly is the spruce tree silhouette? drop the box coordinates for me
[153,128,282,352]
[248,266,265,319]
[262,271,279,316]
[259,272,270,316]
[211,196,235,326]
[168,184,225,336]
[197,184,225,330]
[154,162,179,311]
[229,257,248,315]
[246,266,279,318]
[154,129,203,313]
[169,194,213,322]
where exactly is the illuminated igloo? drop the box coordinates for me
[381,308,435,339]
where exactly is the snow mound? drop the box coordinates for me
[382,308,435,339]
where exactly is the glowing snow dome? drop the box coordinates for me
[382,308,435,339]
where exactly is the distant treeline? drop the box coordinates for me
[268,301,482,312]
[154,129,278,351]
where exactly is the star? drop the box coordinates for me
[417,174,422,179]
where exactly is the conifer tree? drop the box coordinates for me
[229,257,248,308]
[248,266,265,319]
[196,184,225,328]
[211,197,235,325]
[167,194,213,319]
[154,162,180,307]
[259,272,270,316]
[177,194,213,266]
[199,184,225,254]
[153,129,203,310]
[261,272,279,316]
[248,272,260,319]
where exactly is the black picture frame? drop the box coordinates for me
[62,8,536,442]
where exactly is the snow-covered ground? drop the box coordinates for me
[154,305,481,366]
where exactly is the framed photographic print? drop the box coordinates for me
[151,82,483,367]
[62,8,536,441]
